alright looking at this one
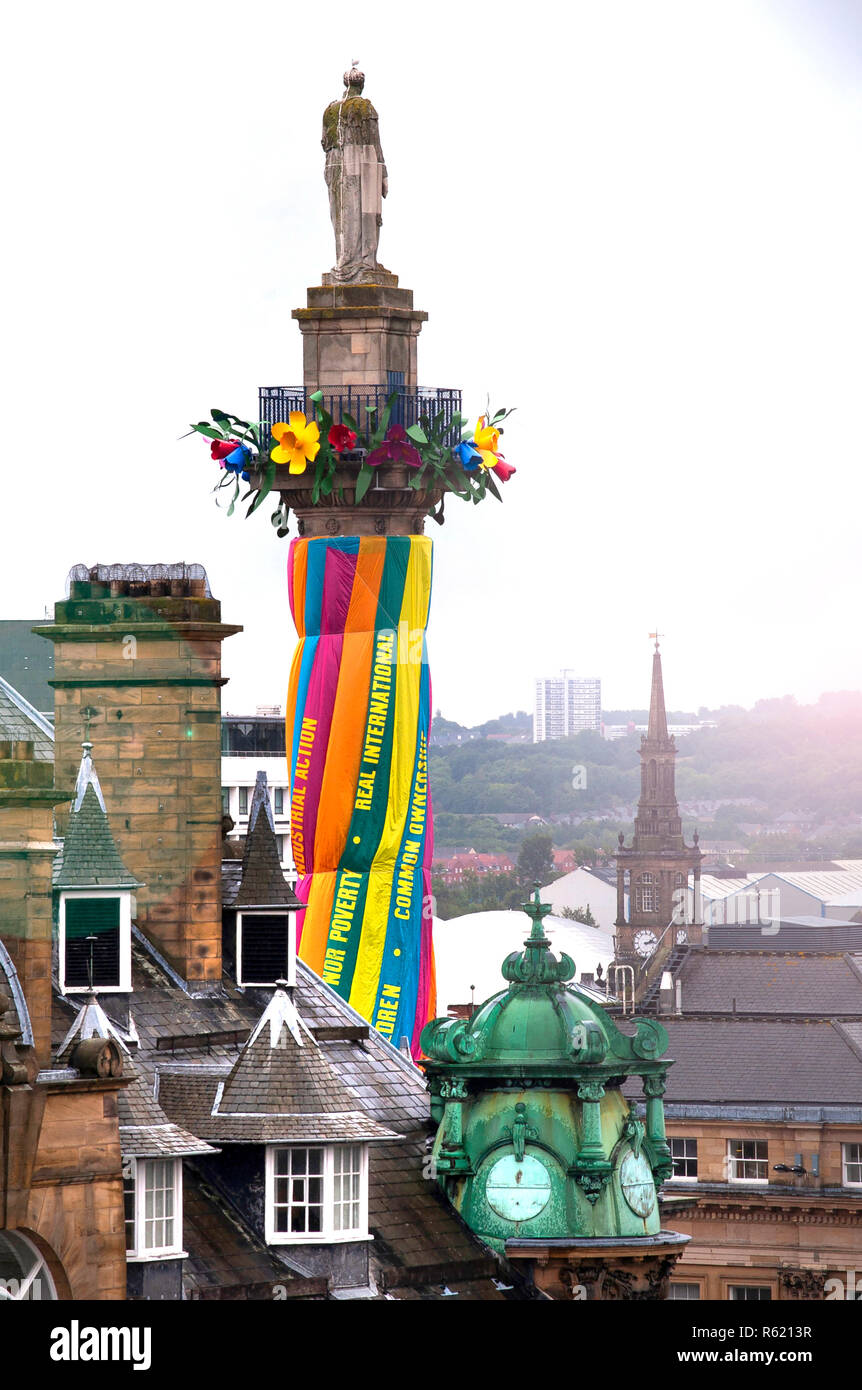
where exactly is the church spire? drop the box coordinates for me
[613,638,703,966]
[646,634,669,743]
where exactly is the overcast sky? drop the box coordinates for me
[3,0,860,723]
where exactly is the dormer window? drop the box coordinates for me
[123,1157,185,1260]
[59,890,132,993]
[55,742,139,993]
[236,911,293,987]
[265,1144,368,1244]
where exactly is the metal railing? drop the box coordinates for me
[258,385,463,446]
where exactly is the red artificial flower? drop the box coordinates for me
[327,423,358,453]
[491,457,516,482]
[367,423,422,468]
[211,439,240,461]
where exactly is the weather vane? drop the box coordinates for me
[648,630,664,651]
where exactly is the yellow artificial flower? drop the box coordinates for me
[473,416,502,470]
[271,413,321,473]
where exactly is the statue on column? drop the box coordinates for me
[322,64,394,285]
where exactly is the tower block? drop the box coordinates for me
[35,566,241,987]
[614,643,702,976]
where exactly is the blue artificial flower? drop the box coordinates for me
[223,444,252,481]
[454,440,481,470]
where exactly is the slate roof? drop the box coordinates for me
[157,984,400,1145]
[0,673,54,760]
[652,1019,862,1104]
[181,1170,327,1300]
[221,860,243,907]
[231,771,301,910]
[677,951,862,1016]
[123,941,517,1299]
[119,1069,217,1159]
[55,748,140,889]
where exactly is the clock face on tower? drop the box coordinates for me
[633,929,658,959]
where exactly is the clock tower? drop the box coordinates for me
[614,639,702,969]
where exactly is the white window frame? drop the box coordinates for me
[123,1156,186,1261]
[637,887,658,912]
[59,889,132,994]
[668,1282,701,1300]
[727,1139,768,1184]
[668,1136,698,1181]
[236,910,295,988]
[842,1142,862,1187]
[728,1284,773,1301]
[265,1144,369,1245]
[0,1231,57,1301]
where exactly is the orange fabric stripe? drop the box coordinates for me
[285,541,309,765]
[298,872,337,974]
[313,539,386,869]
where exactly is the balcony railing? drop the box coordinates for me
[258,385,463,446]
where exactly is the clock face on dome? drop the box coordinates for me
[633,929,658,959]
[485,1154,551,1222]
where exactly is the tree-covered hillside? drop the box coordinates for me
[430,692,862,824]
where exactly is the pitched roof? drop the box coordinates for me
[55,989,134,1065]
[229,771,301,910]
[122,946,516,1298]
[157,984,400,1146]
[0,673,54,760]
[119,1069,218,1158]
[677,950,862,1016]
[655,1018,862,1104]
[54,746,140,889]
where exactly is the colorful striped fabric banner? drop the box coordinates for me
[287,535,436,1053]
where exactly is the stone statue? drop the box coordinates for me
[322,64,393,286]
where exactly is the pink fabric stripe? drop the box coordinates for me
[411,868,435,1053]
[320,546,358,634]
[294,872,311,951]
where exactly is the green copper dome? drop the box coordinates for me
[421,886,669,1078]
[419,888,679,1256]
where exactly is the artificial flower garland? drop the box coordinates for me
[186,392,515,535]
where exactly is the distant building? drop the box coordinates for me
[221,708,294,881]
[539,865,619,934]
[533,672,600,742]
[432,849,516,884]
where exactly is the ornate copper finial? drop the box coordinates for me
[502,884,576,986]
[522,882,553,944]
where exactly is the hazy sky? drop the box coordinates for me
[3,0,860,724]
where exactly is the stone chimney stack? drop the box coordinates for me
[34,565,242,989]
[0,740,71,1067]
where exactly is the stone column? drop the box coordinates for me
[642,1073,673,1182]
[293,285,427,392]
[436,1077,472,1175]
